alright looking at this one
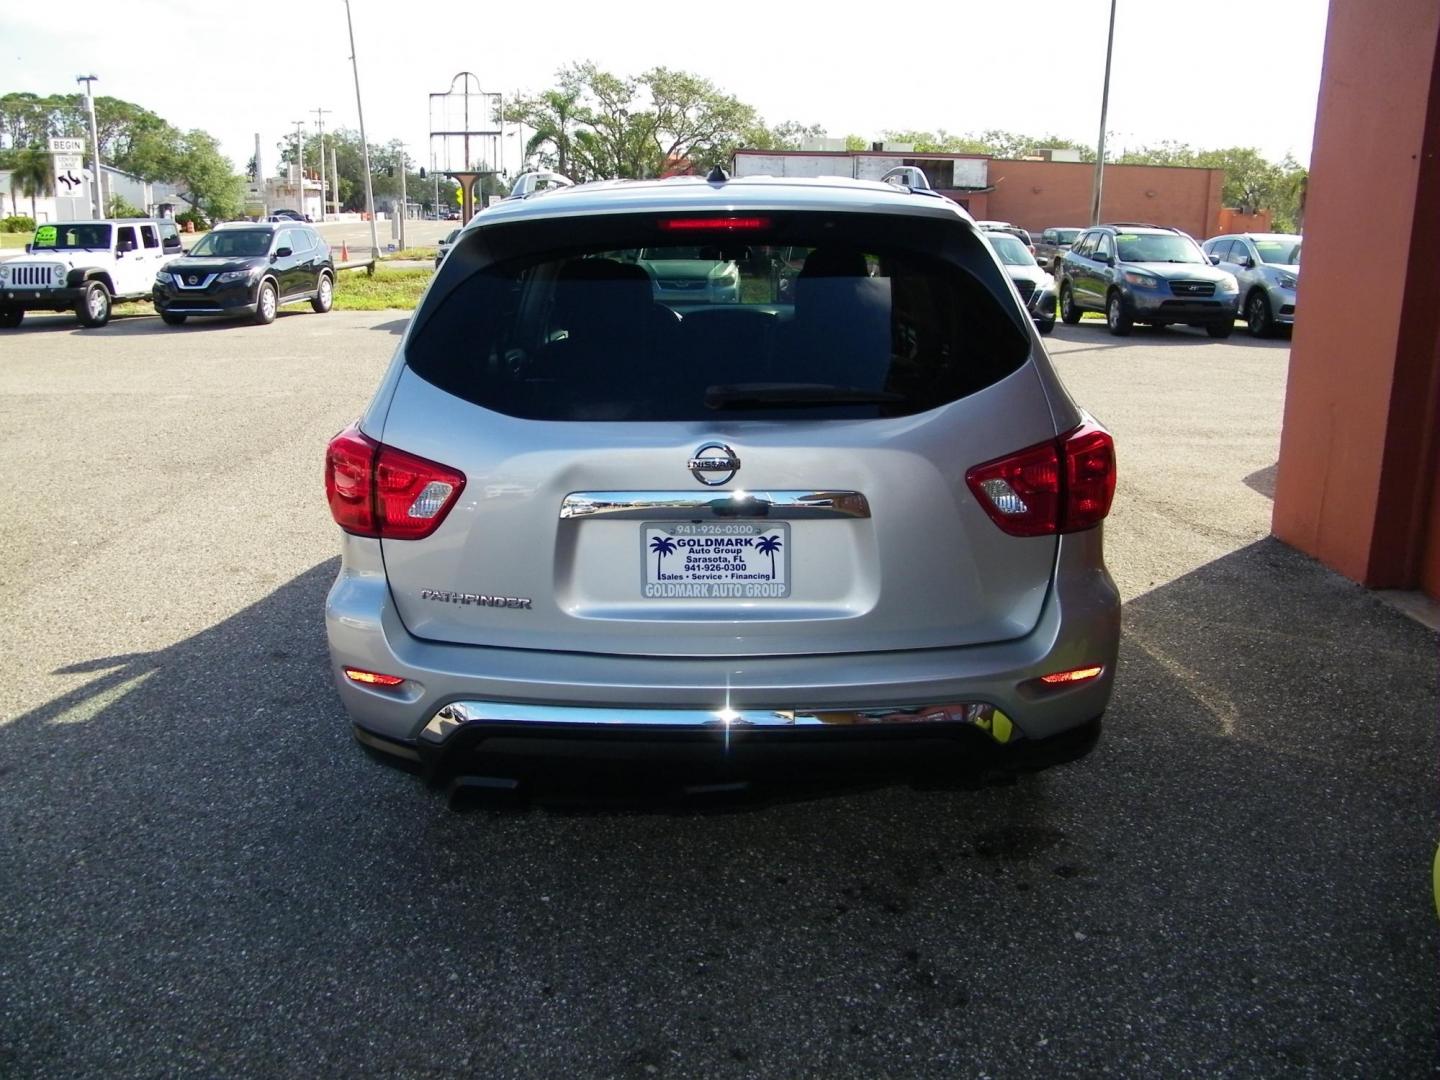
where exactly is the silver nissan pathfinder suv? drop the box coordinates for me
[324,168,1120,795]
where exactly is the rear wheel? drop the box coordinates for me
[77,281,112,328]
[1206,321,1235,339]
[1105,291,1132,337]
[160,310,187,326]
[254,280,277,325]
[311,272,334,313]
[1059,283,1082,324]
[0,307,22,329]
[1245,290,1274,337]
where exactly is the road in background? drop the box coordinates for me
[0,316,1434,1077]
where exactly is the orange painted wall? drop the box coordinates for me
[1272,0,1440,596]
[1216,208,1274,234]
[985,159,1224,239]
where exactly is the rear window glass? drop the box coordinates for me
[408,213,1029,422]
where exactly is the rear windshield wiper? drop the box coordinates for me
[705,383,905,409]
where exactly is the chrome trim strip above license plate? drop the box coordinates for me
[560,490,870,521]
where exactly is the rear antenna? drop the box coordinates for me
[707,164,729,183]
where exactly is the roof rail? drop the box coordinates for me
[1101,221,1171,231]
[506,170,576,199]
[880,166,932,191]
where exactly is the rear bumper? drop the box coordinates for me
[326,527,1121,766]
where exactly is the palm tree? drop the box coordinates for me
[9,147,53,220]
[649,535,677,577]
[755,534,783,580]
[521,88,581,178]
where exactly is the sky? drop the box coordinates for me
[3,0,1330,176]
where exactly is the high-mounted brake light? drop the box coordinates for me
[659,216,771,232]
[325,424,466,540]
[966,420,1115,537]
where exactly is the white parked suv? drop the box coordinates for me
[0,218,184,328]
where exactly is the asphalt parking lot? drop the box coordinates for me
[1,312,1435,1077]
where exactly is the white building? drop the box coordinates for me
[1,164,185,222]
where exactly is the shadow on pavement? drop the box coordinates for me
[1243,463,1278,499]
[1047,323,1294,351]
[1,541,1434,1076]
[371,316,411,336]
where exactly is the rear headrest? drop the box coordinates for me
[558,258,652,286]
[798,249,869,279]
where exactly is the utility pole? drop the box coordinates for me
[77,74,102,219]
[398,146,408,250]
[292,120,307,216]
[1089,0,1118,226]
[312,107,332,222]
[330,144,339,218]
[344,0,381,261]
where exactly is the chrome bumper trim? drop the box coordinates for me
[559,490,871,521]
[422,700,1014,744]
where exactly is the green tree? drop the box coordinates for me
[514,87,581,175]
[880,128,1093,159]
[171,130,243,221]
[7,146,53,219]
[1117,142,1308,230]
[509,63,783,180]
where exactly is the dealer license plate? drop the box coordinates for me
[642,521,790,599]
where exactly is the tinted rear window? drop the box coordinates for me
[408,212,1029,422]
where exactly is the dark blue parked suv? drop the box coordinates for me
[1057,224,1239,338]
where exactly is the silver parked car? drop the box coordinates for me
[324,169,1120,796]
[983,230,1057,334]
[1202,233,1300,337]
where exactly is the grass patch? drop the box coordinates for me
[332,267,432,310]
[1,233,30,249]
[381,246,437,261]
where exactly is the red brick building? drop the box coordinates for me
[731,149,1226,239]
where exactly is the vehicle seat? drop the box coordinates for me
[535,258,680,418]
[790,249,893,388]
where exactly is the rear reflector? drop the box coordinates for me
[343,667,406,687]
[659,216,771,232]
[966,419,1115,536]
[325,424,466,540]
[1038,666,1104,685]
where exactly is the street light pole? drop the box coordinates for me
[1089,0,1118,226]
[343,0,381,261]
[77,74,102,219]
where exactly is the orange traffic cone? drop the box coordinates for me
[340,241,349,262]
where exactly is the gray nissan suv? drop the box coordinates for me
[324,169,1120,795]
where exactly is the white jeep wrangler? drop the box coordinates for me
[0,218,185,328]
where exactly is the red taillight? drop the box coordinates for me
[325,426,379,534]
[1038,666,1104,685]
[966,420,1115,536]
[343,667,405,687]
[1062,424,1118,531]
[325,424,466,540]
[658,216,771,232]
